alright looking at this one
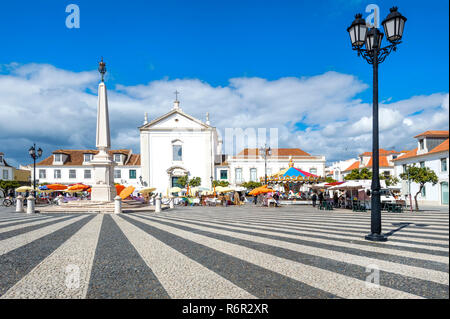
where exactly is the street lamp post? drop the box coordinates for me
[259,144,272,185]
[347,7,407,242]
[28,144,43,198]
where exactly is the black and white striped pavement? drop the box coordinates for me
[0,206,448,299]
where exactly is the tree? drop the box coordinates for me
[325,177,337,183]
[241,181,262,190]
[344,168,372,180]
[177,176,201,187]
[213,180,229,187]
[400,165,438,211]
[383,175,400,187]
[0,180,20,193]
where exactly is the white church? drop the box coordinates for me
[31,67,326,194]
[139,98,222,193]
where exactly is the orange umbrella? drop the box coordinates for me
[47,184,68,190]
[119,186,135,200]
[67,184,90,191]
[249,186,273,196]
[115,184,125,195]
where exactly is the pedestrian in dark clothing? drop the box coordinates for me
[312,193,317,207]
[318,192,324,207]
[333,193,338,207]
[254,195,257,205]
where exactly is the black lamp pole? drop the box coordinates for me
[28,144,43,198]
[347,7,407,242]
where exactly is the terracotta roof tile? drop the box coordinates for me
[343,161,360,172]
[414,130,449,138]
[429,139,449,154]
[366,155,392,168]
[359,149,401,156]
[36,149,139,166]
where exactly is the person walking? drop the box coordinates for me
[333,192,338,207]
[318,192,324,208]
[312,192,317,207]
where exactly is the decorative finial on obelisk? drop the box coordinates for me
[98,57,106,82]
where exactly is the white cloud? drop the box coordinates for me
[0,63,448,166]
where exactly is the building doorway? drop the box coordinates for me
[441,182,448,205]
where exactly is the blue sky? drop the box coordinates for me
[0,0,448,166]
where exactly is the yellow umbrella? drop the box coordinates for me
[140,187,156,194]
[215,186,233,193]
[119,186,135,200]
[15,186,36,192]
[169,186,182,193]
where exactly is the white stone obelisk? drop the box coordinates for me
[90,59,117,202]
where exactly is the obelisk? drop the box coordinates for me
[90,58,117,202]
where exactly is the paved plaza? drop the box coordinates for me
[0,205,448,299]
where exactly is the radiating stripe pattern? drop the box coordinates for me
[0,206,448,299]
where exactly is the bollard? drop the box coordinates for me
[155,194,161,213]
[169,196,174,209]
[16,195,24,213]
[114,196,122,214]
[27,195,35,214]
[57,195,64,206]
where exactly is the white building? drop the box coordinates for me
[339,149,407,180]
[0,152,14,181]
[221,148,326,186]
[325,158,358,181]
[31,149,142,188]
[139,100,221,193]
[393,130,449,206]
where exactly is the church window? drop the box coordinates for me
[173,145,182,161]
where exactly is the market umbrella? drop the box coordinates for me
[15,186,36,193]
[38,185,49,190]
[119,186,135,200]
[47,184,68,190]
[215,186,233,193]
[115,184,125,195]
[249,186,274,196]
[328,181,362,190]
[169,186,182,193]
[140,187,156,194]
[67,184,90,191]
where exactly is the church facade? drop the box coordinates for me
[139,99,222,193]
[139,99,326,194]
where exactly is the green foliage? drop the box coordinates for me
[189,177,201,187]
[384,175,400,187]
[344,168,372,180]
[0,180,20,192]
[213,180,230,187]
[177,176,201,187]
[241,181,262,190]
[325,177,336,183]
[400,164,439,211]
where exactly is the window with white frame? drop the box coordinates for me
[54,169,61,179]
[114,170,121,179]
[220,170,228,180]
[69,169,76,179]
[420,161,425,168]
[0,155,3,163]
[309,168,317,175]
[114,154,122,163]
[3,170,8,179]
[419,139,424,150]
[129,169,137,179]
[402,164,407,173]
[84,169,91,179]
[173,145,182,161]
[235,168,243,183]
[250,168,257,182]
[84,154,93,162]
[39,169,46,179]
[441,158,447,172]
[54,154,62,162]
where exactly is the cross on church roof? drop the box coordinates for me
[174,90,180,102]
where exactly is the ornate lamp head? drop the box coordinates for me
[98,57,106,82]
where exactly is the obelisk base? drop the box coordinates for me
[90,150,116,202]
